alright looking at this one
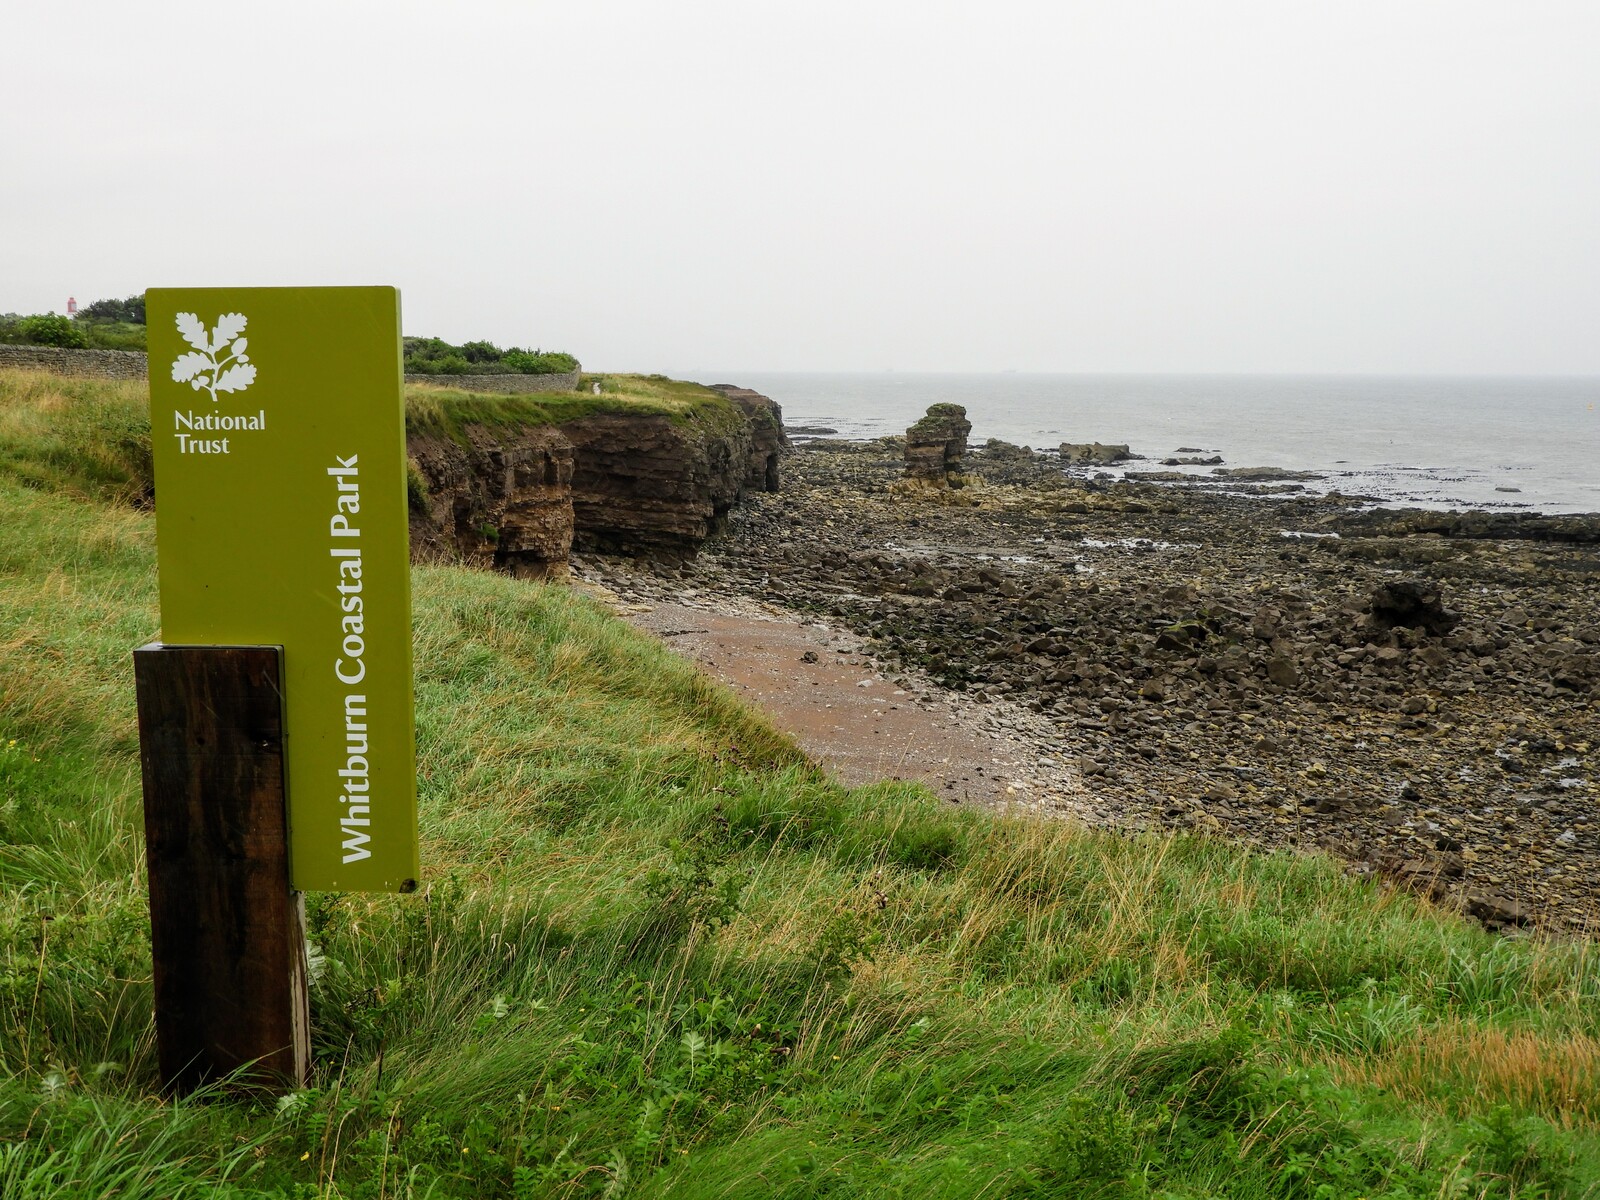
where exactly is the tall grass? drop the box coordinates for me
[3,368,1600,1197]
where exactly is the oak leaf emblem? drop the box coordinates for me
[170,312,256,402]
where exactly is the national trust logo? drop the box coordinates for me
[170,312,257,403]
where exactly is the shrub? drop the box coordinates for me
[503,348,579,375]
[77,295,145,324]
[403,335,578,376]
[18,314,88,348]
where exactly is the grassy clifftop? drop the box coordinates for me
[2,368,1600,1197]
[0,371,746,506]
[406,373,748,445]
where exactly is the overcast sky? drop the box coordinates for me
[4,2,1597,373]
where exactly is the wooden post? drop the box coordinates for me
[133,643,311,1094]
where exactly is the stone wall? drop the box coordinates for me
[0,344,149,380]
[403,370,581,394]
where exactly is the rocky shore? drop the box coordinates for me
[577,420,1600,933]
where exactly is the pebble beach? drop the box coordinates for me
[578,424,1600,933]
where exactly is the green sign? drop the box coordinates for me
[146,286,418,893]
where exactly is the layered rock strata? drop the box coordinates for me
[408,425,575,579]
[560,412,754,557]
[406,385,789,567]
[708,384,788,492]
[904,404,971,484]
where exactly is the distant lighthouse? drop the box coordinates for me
[66,297,77,317]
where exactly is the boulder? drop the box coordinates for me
[904,404,972,485]
[1060,442,1133,466]
[1367,579,1461,637]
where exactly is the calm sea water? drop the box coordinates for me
[700,373,1600,515]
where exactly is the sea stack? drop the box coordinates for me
[904,403,972,486]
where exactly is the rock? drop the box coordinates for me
[904,404,972,485]
[618,425,1600,931]
[1267,656,1299,687]
[1210,466,1326,482]
[408,424,575,579]
[978,439,1034,460]
[1335,508,1600,544]
[1464,891,1535,927]
[563,410,753,556]
[1388,857,1453,900]
[709,384,788,491]
[1368,579,1461,636]
[1060,442,1134,466]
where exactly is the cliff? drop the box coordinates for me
[405,375,785,571]
[707,384,787,492]
[408,424,575,579]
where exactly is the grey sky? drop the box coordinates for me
[5,1,1597,373]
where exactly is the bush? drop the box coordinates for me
[71,295,148,350]
[503,348,579,374]
[402,335,577,376]
[79,323,146,352]
[18,314,88,348]
[77,294,145,324]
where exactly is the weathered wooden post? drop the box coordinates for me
[139,287,419,1095]
[134,644,310,1093]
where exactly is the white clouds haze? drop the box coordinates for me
[3,1,1597,372]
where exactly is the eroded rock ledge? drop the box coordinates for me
[406,383,785,574]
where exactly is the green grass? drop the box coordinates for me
[4,368,1600,1197]
[406,374,746,445]
[0,370,743,508]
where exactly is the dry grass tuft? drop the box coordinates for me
[1328,1020,1600,1127]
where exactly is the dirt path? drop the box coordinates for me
[584,585,1093,817]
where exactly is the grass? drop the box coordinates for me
[3,367,1600,1197]
[0,369,743,509]
[405,374,746,445]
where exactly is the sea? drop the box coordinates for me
[702,373,1600,515]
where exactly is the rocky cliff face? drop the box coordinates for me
[561,411,754,556]
[408,424,575,578]
[904,403,972,485]
[407,384,787,567]
[708,385,788,492]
